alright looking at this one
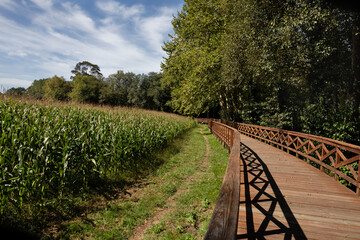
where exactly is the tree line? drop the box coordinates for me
[6,61,171,112]
[161,0,360,144]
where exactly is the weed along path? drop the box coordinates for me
[58,124,229,239]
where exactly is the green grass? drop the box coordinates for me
[142,128,230,240]
[58,124,229,240]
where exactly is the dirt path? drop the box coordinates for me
[130,129,210,240]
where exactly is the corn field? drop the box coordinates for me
[0,99,196,214]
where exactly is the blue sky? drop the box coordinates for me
[0,0,184,89]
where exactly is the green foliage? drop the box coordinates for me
[5,87,26,96]
[43,75,72,101]
[339,162,359,187]
[161,182,177,195]
[69,61,105,104]
[26,60,171,112]
[27,79,47,99]
[140,72,171,111]
[69,74,105,103]
[0,99,195,218]
[302,97,360,143]
[184,235,197,240]
[176,225,185,233]
[151,223,165,234]
[100,70,133,106]
[127,73,142,107]
[185,211,197,227]
[161,0,226,116]
[100,71,171,111]
[70,61,103,80]
[162,0,360,144]
[201,198,210,209]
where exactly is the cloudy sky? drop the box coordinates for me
[0,0,183,89]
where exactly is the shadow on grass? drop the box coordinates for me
[0,224,40,240]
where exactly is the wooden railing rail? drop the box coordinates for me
[215,119,360,195]
[204,120,241,240]
[196,118,360,239]
[208,120,234,151]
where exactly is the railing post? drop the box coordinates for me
[320,144,325,172]
[306,141,310,164]
[287,135,290,154]
[357,161,360,196]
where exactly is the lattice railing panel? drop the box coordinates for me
[217,120,360,195]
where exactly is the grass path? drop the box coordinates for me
[130,127,211,240]
[55,124,229,240]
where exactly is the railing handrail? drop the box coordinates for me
[204,120,241,240]
[238,122,360,153]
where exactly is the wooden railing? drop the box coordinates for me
[197,118,360,239]
[203,120,241,240]
[208,120,234,151]
[215,119,360,195]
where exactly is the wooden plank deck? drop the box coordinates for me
[237,134,360,240]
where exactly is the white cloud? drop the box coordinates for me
[0,16,45,55]
[0,78,33,89]
[137,7,174,55]
[96,1,144,19]
[8,50,28,57]
[31,2,96,34]
[37,59,73,77]
[0,0,181,88]
[0,0,18,11]
[29,0,53,10]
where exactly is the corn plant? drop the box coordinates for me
[0,99,196,214]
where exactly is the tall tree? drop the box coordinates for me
[143,72,171,111]
[162,0,359,143]
[27,78,47,99]
[43,76,72,101]
[71,61,103,80]
[100,70,134,106]
[6,87,26,96]
[127,74,141,107]
[69,61,105,104]
[70,75,104,104]
[161,0,226,116]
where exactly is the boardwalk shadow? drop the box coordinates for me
[238,143,307,240]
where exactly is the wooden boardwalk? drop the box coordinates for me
[237,134,360,240]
